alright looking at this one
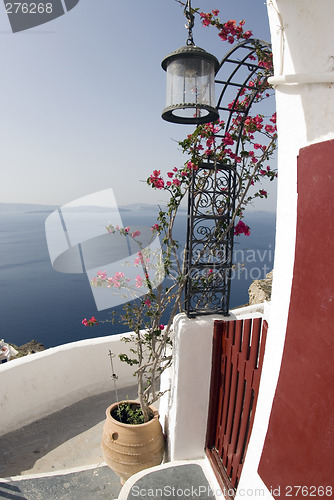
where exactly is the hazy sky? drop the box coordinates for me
[0,0,277,211]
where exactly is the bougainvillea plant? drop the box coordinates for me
[83,7,277,423]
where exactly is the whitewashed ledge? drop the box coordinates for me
[0,304,269,437]
[0,332,138,435]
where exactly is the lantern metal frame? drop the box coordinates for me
[161,45,220,124]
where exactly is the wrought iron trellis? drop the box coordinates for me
[184,39,272,317]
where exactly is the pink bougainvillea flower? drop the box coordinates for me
[151,224,159,231]
[167,172,173,178]
[135,275,143,288]
[259,189,268,197]
[223,132,234,146]
[234,220,251,236]
[131,230,141,238]
[206,136,215,147]
[145,299,151,307]
[159,324,164,330]
[82,316,98,327]
[212,9,219,16]
[200,12,212,27]
[265,124,276,134]
[134,253,144,266]
[124,227,130,233]
[173,178,181,187]
[154,177,165,190]
[148,169,165,190]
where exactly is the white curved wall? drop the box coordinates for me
[0,333,137,435]
[236,1,334,498]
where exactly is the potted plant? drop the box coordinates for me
[82,6,277,484]
[102,400,165,484]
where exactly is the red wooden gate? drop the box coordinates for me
[206,318,268,497]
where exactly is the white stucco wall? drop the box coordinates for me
[235,1,334,498]
[0,332,137,435]
[167,313,220,462]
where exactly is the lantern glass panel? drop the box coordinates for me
[166,56,216,114]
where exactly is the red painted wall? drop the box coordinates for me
[258,140,334,497]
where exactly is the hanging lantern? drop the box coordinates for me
[161,46,219,124]
[161,0,219,125]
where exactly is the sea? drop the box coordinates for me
[0,205,275,348]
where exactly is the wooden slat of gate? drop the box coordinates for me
[230,318,262,486]
[227,319,252,479]
[223,321,242,468]
[206,321,225,448]
[214,322,227,449]
[206,317,268,495]
[243,319,268,456]
[217,320,234,456]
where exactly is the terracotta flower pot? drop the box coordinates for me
[102,400,165,484]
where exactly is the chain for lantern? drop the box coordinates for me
[184,0,195,46]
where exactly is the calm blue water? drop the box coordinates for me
[0,209,275,348]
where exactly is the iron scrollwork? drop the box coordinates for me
[184,39,273,316]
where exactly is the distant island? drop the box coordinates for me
[0,202,270,217]
[0,202,59,213]
[0,202,188,215]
